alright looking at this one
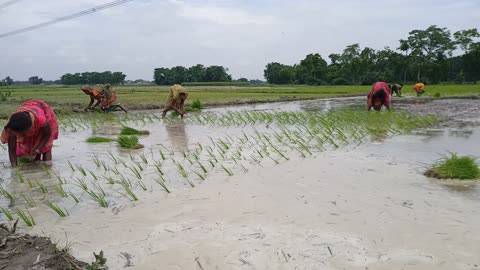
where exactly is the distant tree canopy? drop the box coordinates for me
[28,76,43,85]
[0,76,13,86]
[154,65,232,85]
[60,71,127,85]
[264,25,480,85]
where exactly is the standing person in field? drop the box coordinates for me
[81,84,127,113]
[1,100,59,167]
[390,83,403,97]
[413,82,427,96]
[367,81,391,111]
[162,83,189,118]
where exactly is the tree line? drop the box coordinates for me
[154,65,231,85]
[60,71,127,85]
[264,25,480,85]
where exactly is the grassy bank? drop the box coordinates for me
[0,84,479,119]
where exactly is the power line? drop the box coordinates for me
[0,0,133,39]
[0,0,24,9]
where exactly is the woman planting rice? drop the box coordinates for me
[82,84,128,113]
[413,82,427,96]
[162,83,189,118]
[367,81,391,111]
[1,100,59,167]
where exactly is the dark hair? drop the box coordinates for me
[423,81,427,85]
[5,112,32,132]
[374,89,387,100]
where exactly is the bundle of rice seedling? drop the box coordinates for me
[425,153,480,179]
[118,135,143,149]
[86,137,116,143]
[120,127,150,135]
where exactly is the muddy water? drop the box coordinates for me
[0,97,479,269]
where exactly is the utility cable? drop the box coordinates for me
[0,0,133,39]
[0,0,24,10]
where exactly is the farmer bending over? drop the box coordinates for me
[82,84,127,113]
[1,100,59,167]
[162,83,189,118]
[367,81,391,111]
[413,82,427,96]
[390,83,403,97]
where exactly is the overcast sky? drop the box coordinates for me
[0,0,479,81]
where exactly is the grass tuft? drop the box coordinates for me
[425,153,480,180]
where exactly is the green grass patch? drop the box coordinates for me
[120,126,150,135]
[86,137,116,143]
[425,153,480,179]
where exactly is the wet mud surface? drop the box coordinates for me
[0,96,479,269]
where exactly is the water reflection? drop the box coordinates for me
[164,121,189,150]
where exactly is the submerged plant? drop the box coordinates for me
[425,153,480,179]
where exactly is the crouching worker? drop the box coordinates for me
[413,82,427,96]
[162,83,189,118]
[367,82,391,111]
[1,100,59,167]
[82,84,128,113]
[390,83,403,97]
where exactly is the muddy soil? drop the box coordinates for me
[0,222,88,270]
[0,96,479,269]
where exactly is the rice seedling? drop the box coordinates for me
[130,166,142,180]
[46,201,69,217]
[52,184,68,197]
[88,170,99,181]
[220,165,234,176]
[121,185,138,201]
[36,181,48,193]
[137,180,147,191]
[193,170,206,180]
[68,160,75,172]
[120,126,150,135]
[103,176,115,185]
[154,175,170,193]
[15,170,24,183]
[159,150,166,160]
[197,161,208,174]
[118,175,132,188]
[73,177,89,191]
[0,207,14,221]
[0,186,15,206]
[87,137,116,143]
[69,192,80,203]
[118,135,142,149]
[140,153,148,164]
[425,153,480,179]
[177,164,188,178]
[85,189,108,207]
[92,155,101,167]
[111,166,120,175]
[108,152,119,164]
[21,193,36,207]
[26,179,35,188]
[40,164,52,178]
[15,208,35,226]
[76,165,87,176]
[56,175,67,184]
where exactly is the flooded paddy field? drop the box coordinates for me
[0,97,479,269]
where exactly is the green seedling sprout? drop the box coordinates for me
[0,207,14,220]
[52,184,68,197]
[46,201,69,217]
[15,208,35,226]
[21,194,36,207]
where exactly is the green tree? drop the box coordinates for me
[296,53,328,85]
[454,28,480,53]
[399,25,455,82]
[28,76,43,85]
